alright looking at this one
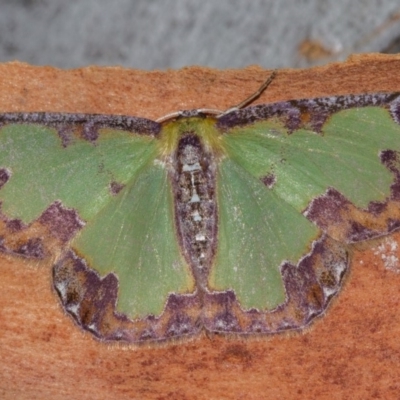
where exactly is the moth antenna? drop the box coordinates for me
[218,70,278,117]
[156,70,277,123]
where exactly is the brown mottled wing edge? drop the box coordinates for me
[203,235,347,335]
[0,112,161,143]
[53,250,202,343]
[0,201,84,259]
[51,234,348,341]
[217,92,400,132]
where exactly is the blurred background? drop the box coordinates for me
[0,0,400,70]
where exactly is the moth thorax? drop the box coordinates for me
[172,133,217,287]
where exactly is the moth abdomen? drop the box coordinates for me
[171,132,218,288]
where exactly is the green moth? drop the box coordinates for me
[0,75,399,343]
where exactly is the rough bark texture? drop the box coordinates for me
[1,55,400,399]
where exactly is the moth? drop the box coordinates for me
[1,72,399,343]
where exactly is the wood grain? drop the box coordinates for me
[1,55,400,399]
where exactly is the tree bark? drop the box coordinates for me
[1,54,400,399]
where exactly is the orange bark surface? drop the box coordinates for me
[1,55,400,399]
